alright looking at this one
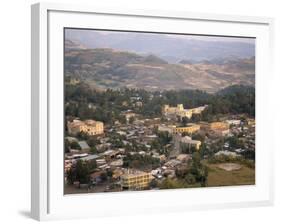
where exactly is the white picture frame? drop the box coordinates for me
[31,2,275,221]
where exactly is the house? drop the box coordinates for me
[210,122,229,130]
[65,136,78,143]
[176,154,192,162]
[69,149,80,154]
[112,168,124,180]
[158,124,175,134]
[226,120,241,126]
[164,159,181,168]
[214,150,240,158]
[64,160,72,172]
[163,169,176,178]
[96,143,111,153]
[138,151,146,155]
[151,168,162,176]
[103,150,120,160]
[80,154,100,162]
[78,141,90,152]
[116,131,126,136]
[110,159,123,167]
[122,110,137,122]
[71,153,88,159]
[96,159,106,166]
[143,134,158,142]
[158,154,167,163]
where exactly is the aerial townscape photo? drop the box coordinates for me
[64,29,255,194]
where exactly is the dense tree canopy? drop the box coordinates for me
[65,81,255,124]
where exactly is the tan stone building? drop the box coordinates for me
[121,170,152,190]
[163,104,192,119]
[247,118,255,126]
[162,104,207,119]
[158,123,200,135]
[180,136,201,150]
[202,121,230,136]
[173,123,200,134]
[68,119,104,136]
[209,122,229,130]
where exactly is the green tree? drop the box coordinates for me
[149,179,158,188]
[185,173,196,185]
[65,139,70,153]
[90,146,97,154]
[70,141,81,150]
[66,160,90,184]
[87,160,97,171]
[87,137,100,148]
[75,160,90,184]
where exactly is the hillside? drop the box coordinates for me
[65,47,255,93]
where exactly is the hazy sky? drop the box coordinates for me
[65,29,255,61]
[66,29,255,44]
[166,34,255,44]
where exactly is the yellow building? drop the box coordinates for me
[121,170,152,190]
[163,104,192,119]
[204,122,230,136]
[163,104,181,114]
[173,123,200,134]
[68,119,104,136]
[209,122,229,130]
[163,104,207,119]
[190,106,207,114]
[247,118,255,126]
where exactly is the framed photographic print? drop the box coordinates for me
[31,2,274,221]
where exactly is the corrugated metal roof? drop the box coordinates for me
[78,141,90,150]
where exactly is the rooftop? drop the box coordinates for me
[122,169,149,178]
[80,154,100,161]
[78,141,90,150]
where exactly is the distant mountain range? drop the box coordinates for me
[65,41,255,93]
[65,39,86,50]
[65,30,255,63]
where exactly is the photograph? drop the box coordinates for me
[63,28,256,194]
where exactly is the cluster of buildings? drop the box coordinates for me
[162,104,207,119]
[65,143,155,190]
[158,121,230,137]
[121,110,137,123]
[65,99,255,193]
